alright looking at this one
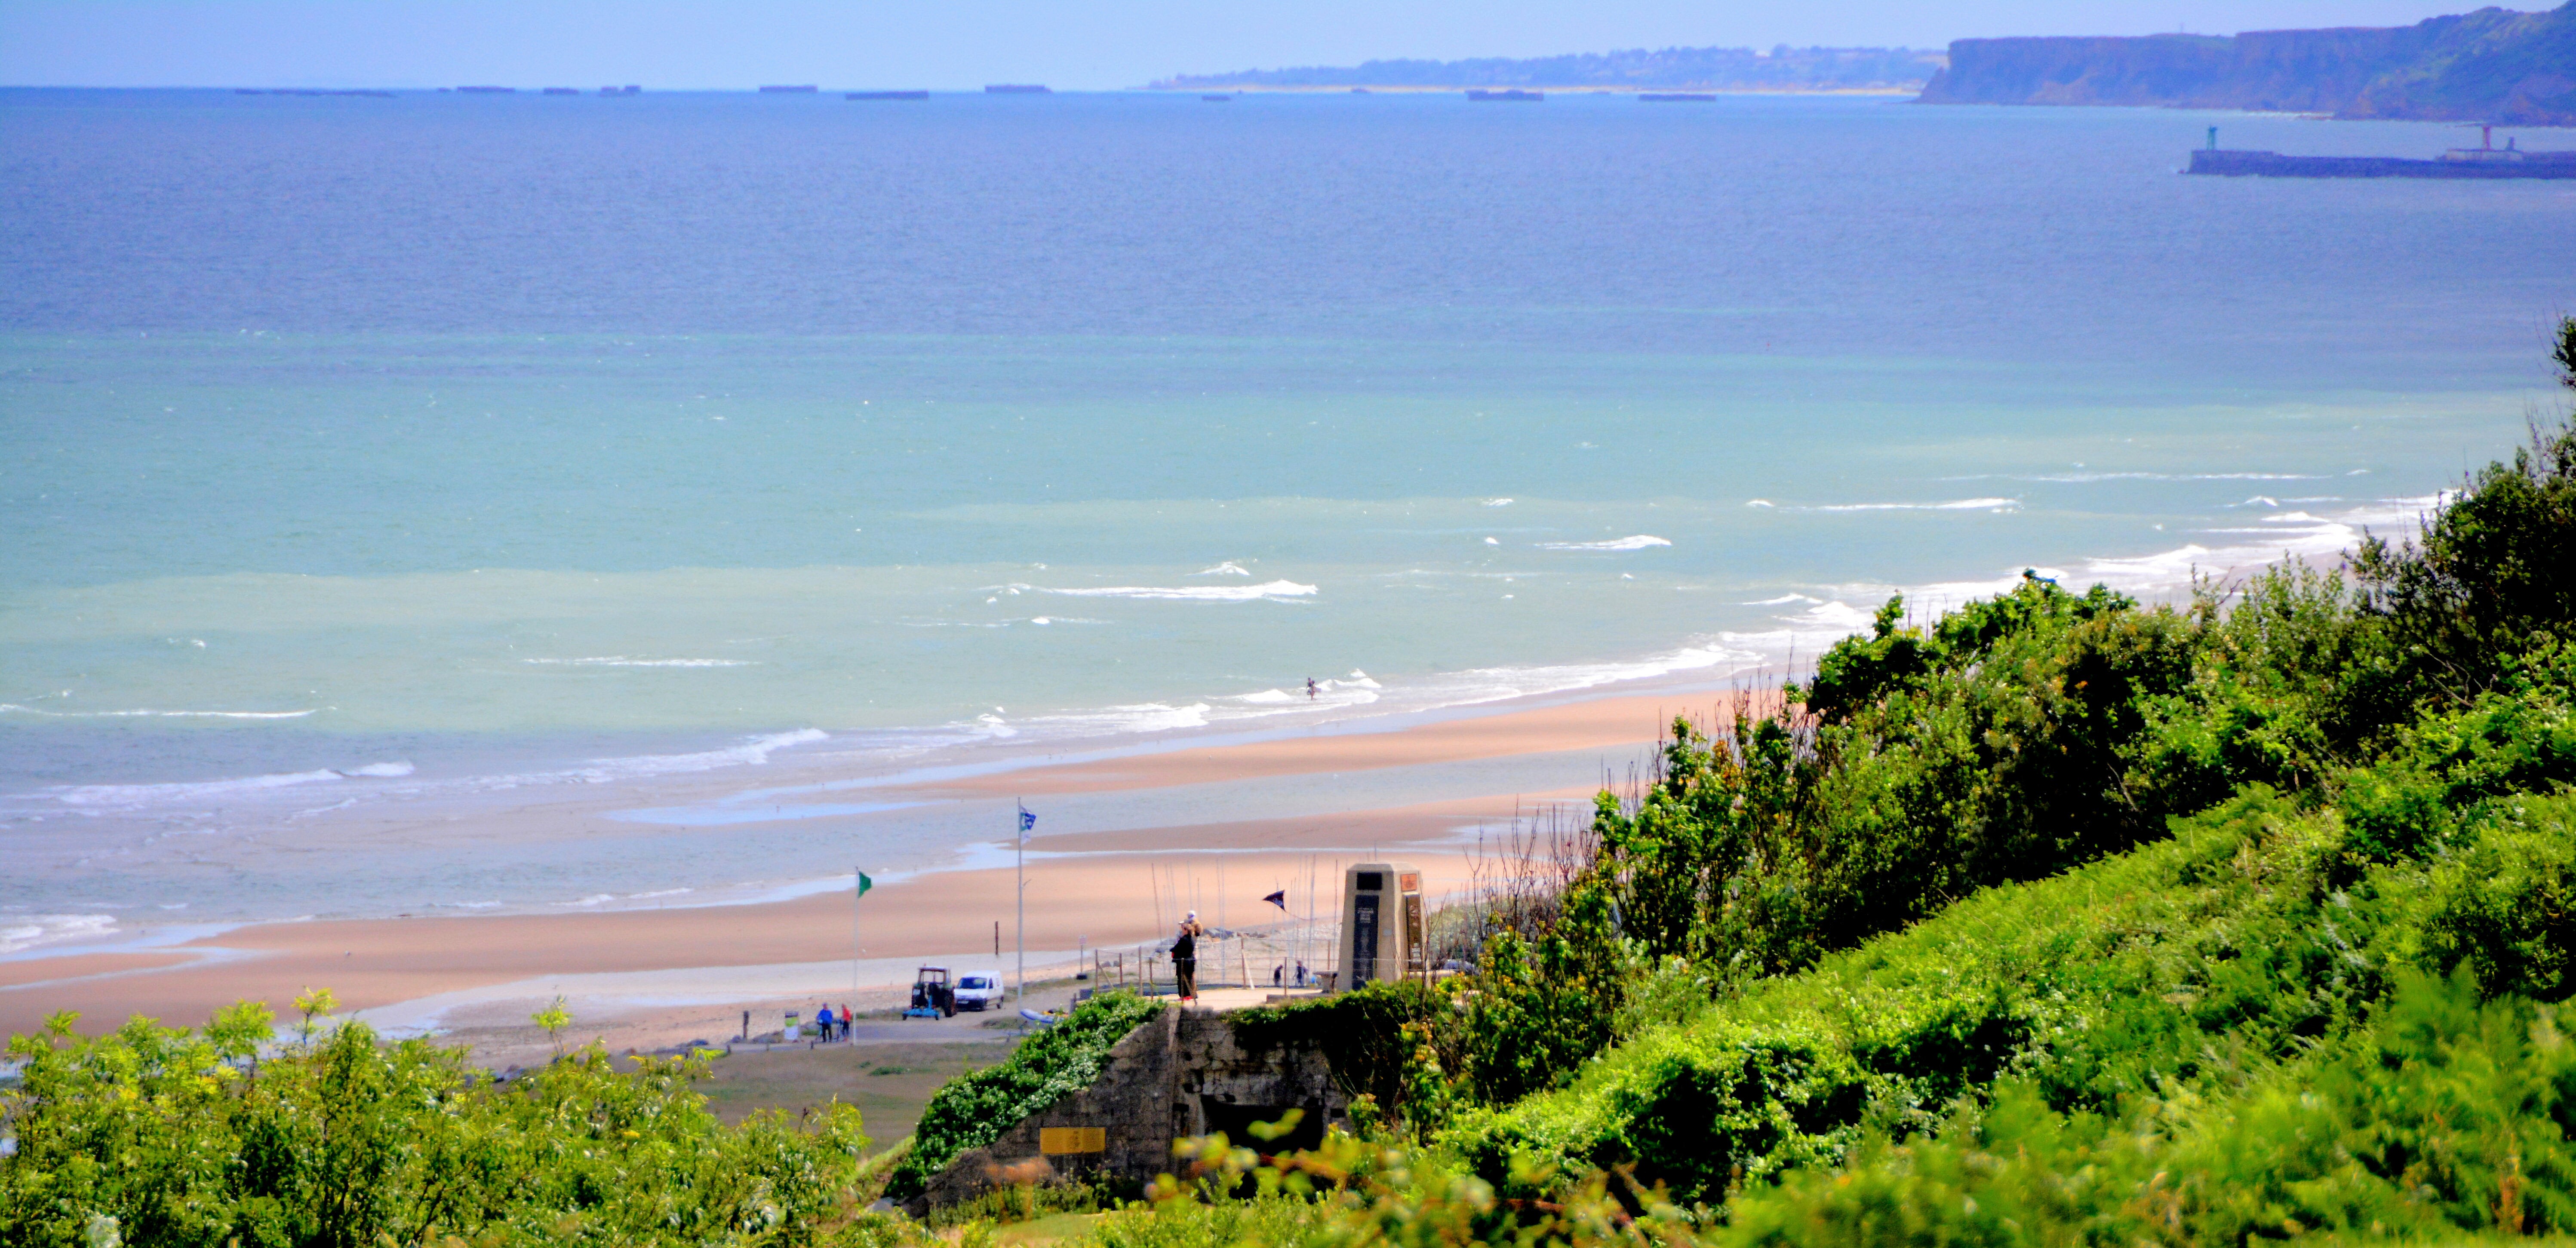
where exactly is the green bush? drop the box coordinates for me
[1453,777,2576,1206]
[1599,575,2209,985]
[1,1015,882,1248]
[1721,973,2576,1244]
[882,992,1162,1202]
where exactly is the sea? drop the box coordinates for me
[4,87,2570,944]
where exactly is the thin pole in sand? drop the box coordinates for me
[1014,800,1030,1005]
[852,868,875,1011]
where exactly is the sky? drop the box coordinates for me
[0,0,2505,91]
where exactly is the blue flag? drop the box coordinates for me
[1018,805,1036,841]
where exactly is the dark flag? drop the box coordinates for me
[1262,890,1288,911]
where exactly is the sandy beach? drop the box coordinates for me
[0,687,1720,1057]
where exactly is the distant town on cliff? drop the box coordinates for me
[1158,0,2576,125]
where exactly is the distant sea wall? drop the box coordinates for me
[1157,46,1943,92]
[1918,1,2576,124]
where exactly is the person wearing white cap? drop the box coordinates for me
[1172,910,1205,1001]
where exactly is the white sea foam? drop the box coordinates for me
[0,913,117,955]
[1956,471,2327,483]
[939,650,1746,753]
[1722,494,2445,666]
[23,731,830,819]
[1784,600,1877,629]
[494,729,832,786]
[1808,498,2021,512]
[522,657,757,668]
[1744,593,1821,606]
[1011,580,1318,602]
[46,761,415,811]
[0,704,320,719]
[993,702,1219,735]
[1226,673,1381,708]
[1193,561,1252,576]
[1536,535,1672,552]
[1482,498,1515,507]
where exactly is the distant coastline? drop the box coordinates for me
[1920,1,2576,125]
[1159,1,2573,123]
[1154,45,1942,93]
[1153,84,1921,97]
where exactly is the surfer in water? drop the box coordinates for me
[1307,677,1319,701]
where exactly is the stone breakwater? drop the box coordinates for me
[2188,148,2576,178]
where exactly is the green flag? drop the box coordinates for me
[856,871,873,898]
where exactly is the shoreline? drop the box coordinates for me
[1,655,1765,929]
[0,679,1688,1050]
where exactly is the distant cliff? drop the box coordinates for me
[1918,2,2576,124]
[1158,46,1943,92]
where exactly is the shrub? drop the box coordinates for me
[1722,973,2576,1244]
[882,992,1162,1202]
[0,1015,875,1248]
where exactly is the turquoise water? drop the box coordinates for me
[1,89,2567,925]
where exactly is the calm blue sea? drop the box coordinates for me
[2,88,2570,926]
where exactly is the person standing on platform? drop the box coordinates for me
[1172,910,1205,1001]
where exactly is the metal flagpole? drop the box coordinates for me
[853,870,873,1006]
[1015,802,1033,1004]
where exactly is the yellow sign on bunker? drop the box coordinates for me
[1038,1127,1107,1155]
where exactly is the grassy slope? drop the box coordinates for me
[1453,781,2573,1208]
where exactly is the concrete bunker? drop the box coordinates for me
[906,1003,1346,1214]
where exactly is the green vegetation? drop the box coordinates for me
[882,993,1164,1203]
[10,320,2573,1246]
[1,1019,885,1247]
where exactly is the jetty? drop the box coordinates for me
[985,84,1051,94]
[847,90,929,100]
[2189,125,2576,179]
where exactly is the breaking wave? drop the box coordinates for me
[1535,535,1672,551]
[1005,580,1318,602]
[0,705,320,719]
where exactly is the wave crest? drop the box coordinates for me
[1535,535,1672,551]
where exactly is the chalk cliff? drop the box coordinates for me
[1918,2,2576,124]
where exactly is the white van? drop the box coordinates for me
[953,971,1007,1011]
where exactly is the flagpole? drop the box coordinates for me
[1015,801,1027,1005]
[851,870,874,1008]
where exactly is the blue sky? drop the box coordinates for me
[0,0,2495,90]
